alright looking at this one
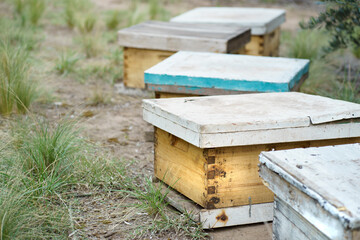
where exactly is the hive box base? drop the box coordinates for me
[238,27,280,56]
[154,180,273,229]
[154,128,360,210]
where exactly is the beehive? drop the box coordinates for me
[171,7,285,56]
[259,144,360,240]
[118,21,250,89]
[145,51,309,98]
[142,92,360,228]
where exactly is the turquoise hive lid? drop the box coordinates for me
[145,51,310,94]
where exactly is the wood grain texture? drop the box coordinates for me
[155,128,360,209]
[154,127,207,207]
[123,47,174,88]
[118,20,251,53]
[259,150,360,239]
[171,7,286,35]
[273,197,329,240]
[153,180,273,229]
[144,51,309,93]
[260,144,360,230]
[241,28,280,56]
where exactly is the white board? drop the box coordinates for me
[171,7,286,35]
[200,202,273,229]
[142,92,360,147]
[145,51,309,92]
[260,144,360,231]
[118,20,250,53]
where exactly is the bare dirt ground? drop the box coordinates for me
[29,0,320,239]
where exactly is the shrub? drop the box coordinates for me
[300,0,360,55]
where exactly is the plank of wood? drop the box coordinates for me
[171,7,286,35]
[154,92,199,99]
[123,47,174,88]
[200,203,273,229]
[153,180,273,229]
[260,144,360,230]
[154,127,208,207]
[144,51,309,93]
[142,92,360,148]
[118,20,251,53]
[153,178,202,222]
[259,158,355,239]
[151,85,256,97]
[273,197,328,240]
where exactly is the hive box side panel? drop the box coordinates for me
[123,47,174,89]
[273,198,329,240]
[206,137,360,209]
[154,128,207,207]
[243,35,263,56]
[243,27,280,56]
[259,162,353,239]
[263,27,281,57]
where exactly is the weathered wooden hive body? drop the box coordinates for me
[259,144,360,240]
[145,51,309,98]
[118,20,250,89]
[171,7,285,56]
[142,92,360,228]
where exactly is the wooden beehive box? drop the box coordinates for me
[171,7,285,56]
[259,144,360,240]
[145,51,309,98]
[142,92,360,228]
[118,20,250,89]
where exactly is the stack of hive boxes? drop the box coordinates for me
[117,6,360,234]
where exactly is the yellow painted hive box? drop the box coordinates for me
[142,92,360,227]
[171,7,286,56]
[118,20,250,89]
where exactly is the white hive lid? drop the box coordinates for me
[171,7,286,35]
[142,92,360,148]
[118,20,250,53]
[145,51,309,92]
[260,143,360,230]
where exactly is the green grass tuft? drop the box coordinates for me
[0,40,39,115]
[285,30,329,61]
[12,0,46,26]
[11,118,86,195]
[55,51,81,76]
[76,13,96,34]
[105,10,123,30]
[28,0,46,26]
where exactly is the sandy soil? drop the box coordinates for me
[26,0,320,239]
